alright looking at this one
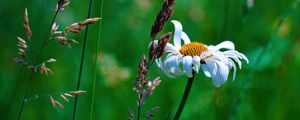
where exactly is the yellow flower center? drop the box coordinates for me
[179,42,208,56]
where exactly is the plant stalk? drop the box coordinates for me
[72,0,93,119]
[89,0,104,119]
[174,71,195,120]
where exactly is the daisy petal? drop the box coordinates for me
[192,56,201,73]
[181,32,191,44]
[205,60,221,87]
[171,20,183,49]
[214,41,235,51]
[215,60,229,83]
[228,59,237,81]
[182,56,193,77]
[202,64,211,77]
[155,58,163,68]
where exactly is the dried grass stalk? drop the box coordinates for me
[150,0,175,39]
[23,8,32,41]
[134,56,147,93]
[64,18,101,34]
[56,0,71,12]
[156,32,172,58]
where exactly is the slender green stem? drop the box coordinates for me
[72,0,93,119]
[89,0,104,119]
[174,71,195,120]
[17,5,61,120]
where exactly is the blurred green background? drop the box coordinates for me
[1,0,300,119]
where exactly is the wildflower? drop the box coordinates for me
[153,20,249,87]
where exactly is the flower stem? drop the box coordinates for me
[174,71,195,120]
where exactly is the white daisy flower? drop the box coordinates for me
[153,20,249,87]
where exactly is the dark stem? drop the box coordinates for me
[17,5,61,120]
[17,70,34,120]
[137,94,143,120]
[173,71,195,120]
[72,0,93,119]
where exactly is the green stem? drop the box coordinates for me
[72,0,93,119]
[89,0,104,119]
[174,71,195,120]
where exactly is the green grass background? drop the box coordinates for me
[1,0,300,119]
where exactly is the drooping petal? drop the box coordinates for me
[211,52,229,64]
[192,56,201,73]
[171,20,183,49]
[227,59,237,81]
[215,60,229,83]
[202,64,211,77]
[182,56,193,77]
[205,60,221,87]
[222,50,243,69]
[181,32,191,44]
[238,52,249,64]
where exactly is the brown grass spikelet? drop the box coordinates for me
[134,56,148,93]
[51,23,59,34]
[17,37,27,49]
[145,107,160,119]
[39,61,55,75]
[147,77,161,96]
[18,48,26,56]
[49,96,56,107]
[156,32,172,58]
[23,8,32,41]
[61,95,69,102]
[56,0,71,12]
[17,37,28,56]
[70,90,86,94]
[150,0,175,39]
[149,42,157,60]
[55,100,64,108]
[64,17,101,34]
[64,93,73,97]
